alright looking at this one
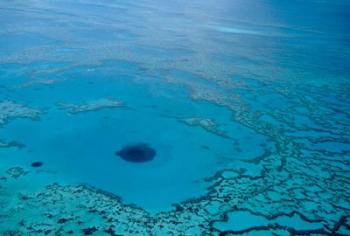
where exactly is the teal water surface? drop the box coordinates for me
[0,0,349,235]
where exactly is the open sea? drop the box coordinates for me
[0,0,349,235]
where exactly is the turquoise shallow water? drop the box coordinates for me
[0,0,350,235]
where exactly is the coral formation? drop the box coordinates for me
[58,98,123,114]
[0,139,25,149]
[0,101,41,126]
[178,117,230,139]
[5,167,28,179]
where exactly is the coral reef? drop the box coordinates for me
[0,139,25,149]
[1,75,349,235]
[0,101,41,126]
[178,117,230,139]
[58,98,123,114]
[0,1,349,235]
[18,78,69,88]
[1,142,349,236]
[5,167,28,179]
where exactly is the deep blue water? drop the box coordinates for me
[0,0,350,235]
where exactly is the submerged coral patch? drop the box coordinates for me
[31,162,43,168]
[0,139,25,149]
[116,144,156,163]
[58,98,123,114]
[0,100,41,126]
[6,167,28,179]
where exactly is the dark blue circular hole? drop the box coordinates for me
[31,161,43,168]
[116,144,156,163]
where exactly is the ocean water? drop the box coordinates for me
[0,0,349,235]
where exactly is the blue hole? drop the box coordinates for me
[116,143,156,163]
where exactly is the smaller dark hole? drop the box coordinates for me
[31,162,43,168]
